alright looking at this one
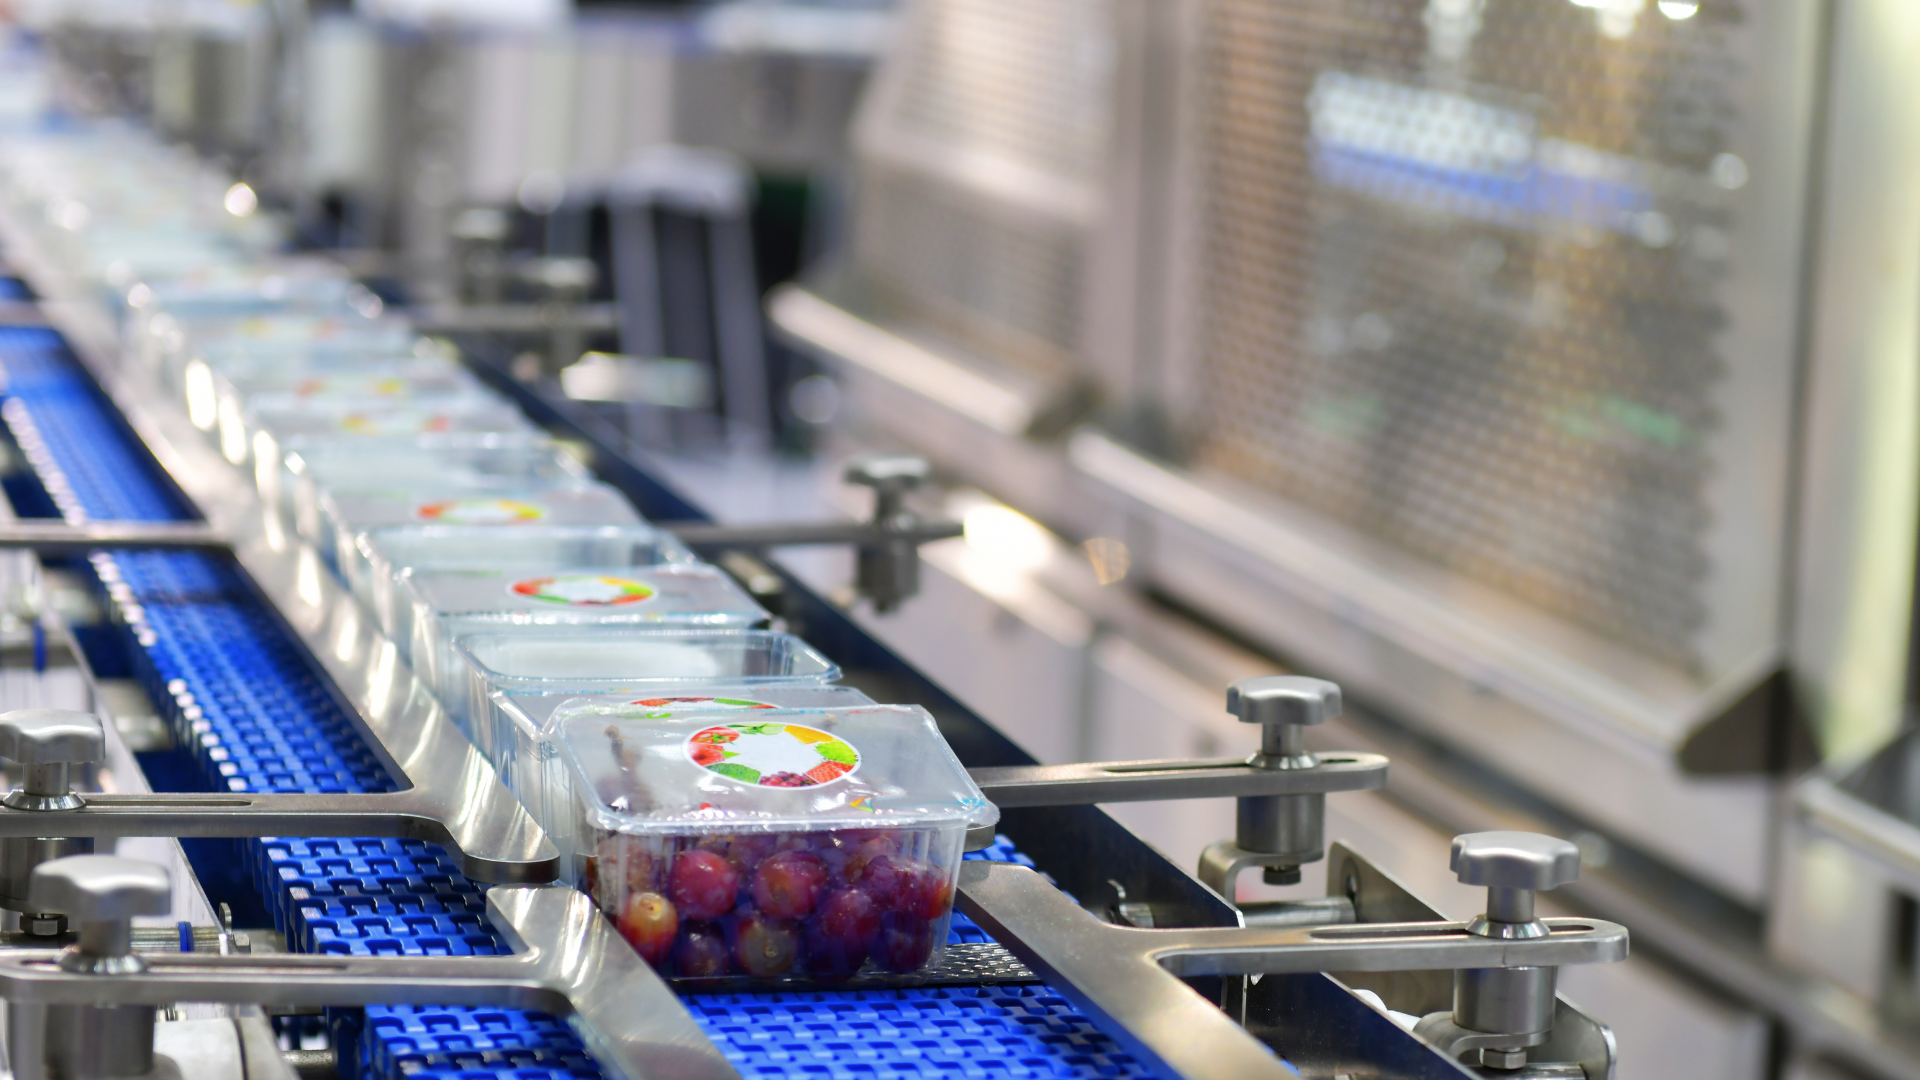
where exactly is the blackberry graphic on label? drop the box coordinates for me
[685,723,859,787]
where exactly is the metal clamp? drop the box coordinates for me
[1198,676,1353,891]
[664,454,963,612]
[0,708,556,884]
[0,709,102,926]
[0,855,739,1080]
[1412,831,1585,1071]
[956,857,1627,1080]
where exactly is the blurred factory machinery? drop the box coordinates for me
[3,0,1920,1078]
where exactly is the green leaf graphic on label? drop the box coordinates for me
[816,741,857,766]
[709,763,760,783]
[735,723,786,736]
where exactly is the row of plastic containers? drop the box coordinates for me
[0,125,996,985]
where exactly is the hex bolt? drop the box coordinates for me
[845,453,933,614]
[0,709,104,919]
[1447,831,1583,1069]
[25,855,171,1079]
[1226,676,1341,884]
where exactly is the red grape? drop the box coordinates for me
[751,851,829,919]
[617,892,679,965]
[858,855,924,909]
[673,922,731,978]
[669,849,741,921]
[731,914,799,977]
[842,834,903,882]
[873,911,935,973]
[911,869,954,920]
[803,887,880,976]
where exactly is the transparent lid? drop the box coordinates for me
[290,437,589,493]
[560,705,997,834]
[221,362,480,403]
[510,684,876,736]
[327,482,642,532]
[405,564,767,626]
[455,628,840,692]
[362,525,691,576]
[257,401,535,443]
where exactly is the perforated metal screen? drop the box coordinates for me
[1185,0,1744,665]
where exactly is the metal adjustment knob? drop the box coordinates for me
[1441,832,1582,1071]
[0,709,103,924]
[30,854,170,972]
[24,856,170,1080]
[1452,831,1581,937]
[1229,676,1341,885]
[845,453,933,614]
[0,708,103,812]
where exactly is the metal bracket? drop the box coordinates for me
[664,518,962,550]
[0,884,739,1080]
[955,860,1627,1080]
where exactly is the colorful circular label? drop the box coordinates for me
[510,574,655,606]
[630,695,774,712]
[415,498,546,524]
[339,411,454,435]
[685,723,859,788]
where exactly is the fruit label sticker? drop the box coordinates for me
[510,574,655,606]
[628,695,774,719]
[414,498,546,524]
[339,411,454,435]
[686,723,859,787]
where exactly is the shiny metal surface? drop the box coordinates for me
[968,750,1386,807]
[956,860,1626,1080]
[0,522,230,554]
[0,885,739,1080]
[666,517,962,549]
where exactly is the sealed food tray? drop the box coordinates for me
[319,481,640,599]
[361,524,694,646]
[479,684,878,868]
[400,564,770,702]
[560,704,996,984]
[278,434,589,538]
[450,628,842,791]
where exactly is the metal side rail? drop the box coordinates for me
[0,883,738,1080]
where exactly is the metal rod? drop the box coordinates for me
[967,752,1388,808]
[664,519,962,549]
[0,521,230,553]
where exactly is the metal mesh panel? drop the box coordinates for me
[853,164,1082,378]
[1187,0,1743,665]
[849,0,1114,381]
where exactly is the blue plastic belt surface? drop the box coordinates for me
[0,328,1158,1080]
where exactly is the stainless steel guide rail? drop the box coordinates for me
[954,861,1628,1080]
[969,753,1388,807]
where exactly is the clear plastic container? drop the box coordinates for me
[277,435,588,535]
[360,525,694,645]
[197,360,496,462]
[245,400,536,485]
[482,684,877,862]
[559,704,995,982]
[450,628,841,782]
[400,564,770,704]
[319,482,642,601]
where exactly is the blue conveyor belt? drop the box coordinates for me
[0,329,1157,1080]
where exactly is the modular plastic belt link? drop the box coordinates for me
[0,325,1162,1079]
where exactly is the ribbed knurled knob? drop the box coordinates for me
[0,709,103,766]
[1451,832,1581,891]
[1226,677,1342,729]
[29,856,170,924]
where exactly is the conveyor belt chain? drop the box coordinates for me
[0,323,1162,1080]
